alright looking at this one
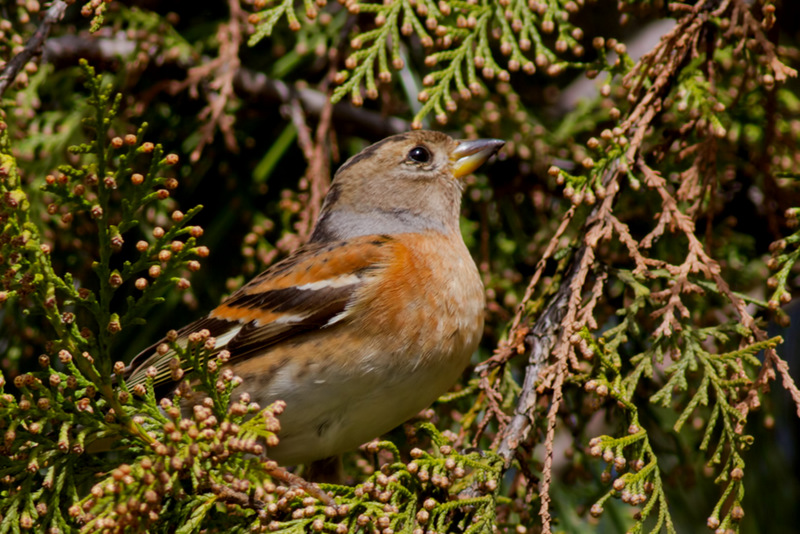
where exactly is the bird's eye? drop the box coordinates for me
[408,146,431,163]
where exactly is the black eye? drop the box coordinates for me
[408,146,431,163]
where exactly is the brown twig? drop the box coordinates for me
[280,49,340,248]
[211,483,266,510]
[476,205,578,374]
[490,158,626,468]
[264,462,337,507]
[304,96,334,238]
[286,91,335,244]
[0,0,70,98]
[169,0,245,163]
[492,261,572,465]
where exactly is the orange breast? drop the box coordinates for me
[352,231,485,369]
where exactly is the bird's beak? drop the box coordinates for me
[451,138,505,179]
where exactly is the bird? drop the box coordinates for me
[125,130,505,468]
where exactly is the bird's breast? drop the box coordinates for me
[353,231,485,371]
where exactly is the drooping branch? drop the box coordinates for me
[475,3,749,531]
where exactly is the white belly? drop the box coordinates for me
[254,345,473,465]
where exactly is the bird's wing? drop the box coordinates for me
[125,235,395,392]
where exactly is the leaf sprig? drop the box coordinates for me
[248,0,601,127]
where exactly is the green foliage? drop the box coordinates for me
[250,0,598,126]
[0,60,205,532]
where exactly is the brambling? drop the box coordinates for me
[126,130,504,466]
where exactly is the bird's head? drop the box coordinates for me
[310,130,504,242]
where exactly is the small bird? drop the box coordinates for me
[126,130,504,467]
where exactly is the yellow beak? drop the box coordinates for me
[451,138,505,178]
